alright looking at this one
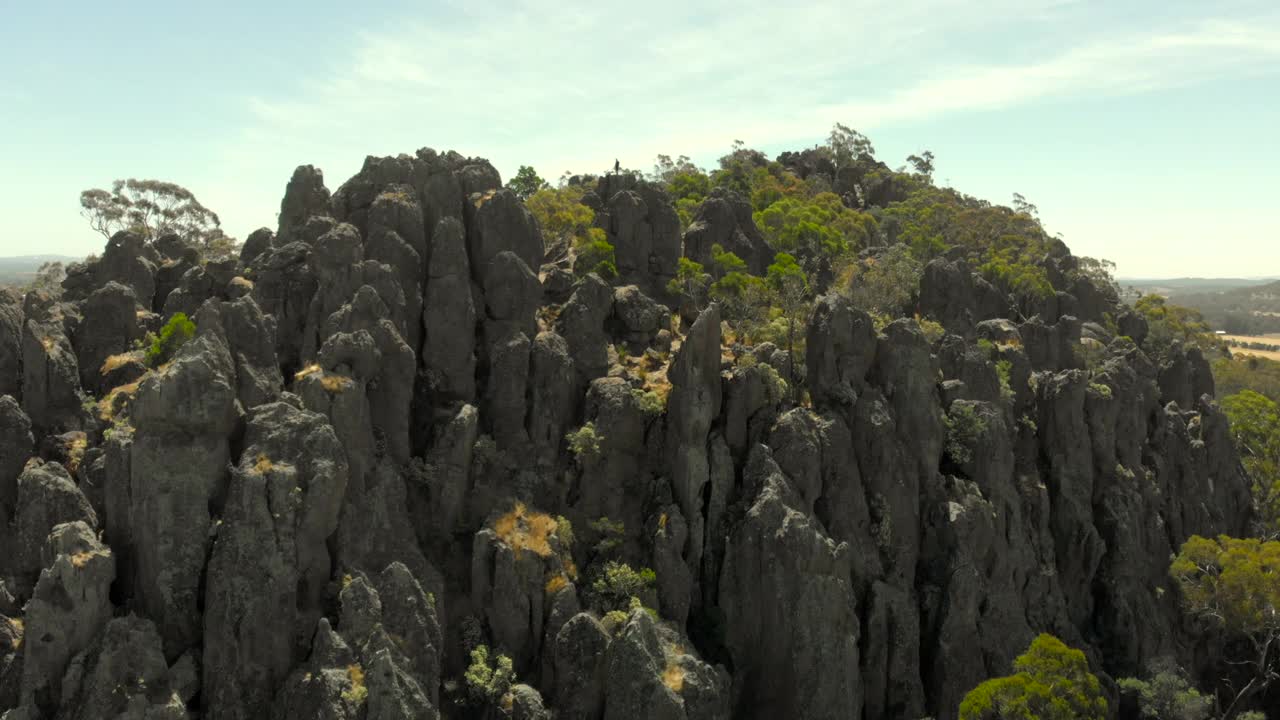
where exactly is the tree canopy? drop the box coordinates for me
[507,165,549,201]
[1171,535,1280,718]
[958,634,1107,720]
[80,178,236,257]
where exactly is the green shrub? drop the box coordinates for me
[996,359,1015,404]
[574,229,618,279]
[566,422,604,464]
[145,312,196,366]
[632,388,666,416]
[944,403,989,466]
[464,645,514,707]
[590,561,656,612]
[588,517,626,557]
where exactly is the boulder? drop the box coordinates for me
[278,165,332,244]
[0,290,23,399]
[73,282,141,394]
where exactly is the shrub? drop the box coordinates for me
[632,388,666,416]
[145,312,195,366]
[959,634,1107,720]
[590,561,656,612]
[588,517,626,557]
[566,422,604,464]
[464,645,514,708]
[574,229,618,279]
[1117,661,1212,720]
[944,403,988,467]
[996,359,1015,404]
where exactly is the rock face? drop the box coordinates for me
[0,145,1256,720]
[681,189,773,276]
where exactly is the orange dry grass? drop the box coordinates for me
[321,374,353,393]
[253,453,274,474]
[661,663,685,693]
[70,551,95,569]
[294,364,322,380]
[493,502,558,558]
[99,353,136,375]
[98,380,143,421]
[65,434,88,476]
[545,573,569,595]
[7,618,22,650]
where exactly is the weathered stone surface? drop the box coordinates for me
[278,165,333,244]
[129,330,237,658]
[20,522,114,713]
[527,332,576,463]
[682,189,773,276]
[467,188,543,282]
[806,293,876,410]
[556,274,615,388]
[62,231,156,308]
[196,295,282,409]
[665,304,721,576]
[12,461,97,575]
[0,396,33,518]
[202,400,348,720]
[57,615,187,720]
[554,613,610,720]
[719,448,859,720]
[422,217,477,404]
[0,290,22,400]
[604,609,729,720]
[21,293,81,434]
[250,240,318,372]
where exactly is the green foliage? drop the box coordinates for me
[145,312,195,367]
[574,229,618,279]
[507,165,549,201]
[526,184,596,248]
[1222,390,1280,529]
[566,422,604,464]
[996,359,1015,404]
[710,261,766,329]
[632,388,666,416]
[1117,662,1213,720]
[668,256,711,311]
[753,192,876,259]
[1214,355,1280,405]
[944,403,989,467]
[1072,256,1121,298]
[840,244,922,318]
[978,234,1054,303]
[1134,295,1216,358]
[1170,535,1280,717]
[464,645,514,707]
[590,560,656,612]
[588,517,626,558]
[959,634,1107,720]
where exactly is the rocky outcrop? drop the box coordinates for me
[202,400,349,719]
[20,522,114,713]
[682,189,773,276]
[592,175,682,299]
[0,144,1257,720]
[0,291,23,399]
[21,293,81,434]
[719,448,860,720]
[128,329,238,658]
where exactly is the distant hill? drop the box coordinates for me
[0,254,81,288]
[1160,279,1280,335]
[1118,276,1280,297]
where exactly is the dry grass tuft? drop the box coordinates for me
[65,434,88,477]
[99,353,137,375]
[294,364,322,381]
[7,618,22,650]
[321,374,353,393]
[98,380,143,421]
[545,573,570,595]
[342,664,368,705]
[70,551,95,569]
[661,662,685,694]
[493,502,558,558]
[253,453,274,474]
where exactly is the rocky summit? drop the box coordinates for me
[0,147,1251,720]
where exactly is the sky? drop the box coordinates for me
[0,0,1277,277]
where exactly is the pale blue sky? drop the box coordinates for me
[1,0,1277,276]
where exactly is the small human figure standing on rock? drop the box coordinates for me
[614,159,620,175]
